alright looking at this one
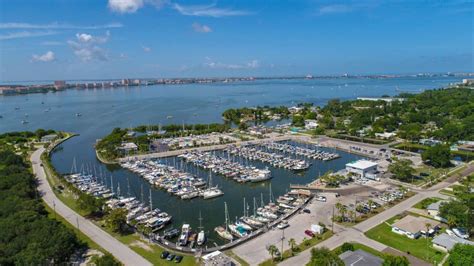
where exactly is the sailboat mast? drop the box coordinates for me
[149,188,153,209]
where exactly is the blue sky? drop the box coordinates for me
[0,0,472,81]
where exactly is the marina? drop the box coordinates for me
[178,151,272,183]
[5,76,456,247]
[258,141,340,161]
[225,144,311,171]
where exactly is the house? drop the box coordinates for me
[202,251,234,266]
[426,201,447,222]
[40,134,57,143]
[345,160,379,180]
[419,138,442,147]
[432,233,474,252]
[391,215,440,239]
[339,250,383,266]
[119,142,138,152]
[304,119,318,130]
[374,132,396,140]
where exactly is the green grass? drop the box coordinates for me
[413,197,443,209]
[258,231,333,266]
[96,221,197,266]
[333,242,384,258]
[365,217,445,264]
[225,250,250,266]
[440,189,455,196]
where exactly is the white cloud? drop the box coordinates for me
[142,46,151,52]
[108,0,145,13]
[318,4,353,15]
[192,22,212,33]
[172,3,251,17]
[68,32,110,61]
[0,22,123,29]
[0,31,57,40]
[31,51,55,62]
[204,58,260,69]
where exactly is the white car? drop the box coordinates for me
[277,221,289,230]
[453,228,469,239]
[446,229,455,237]
[316,196,327,202]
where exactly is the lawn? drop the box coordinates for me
[225,250,250,266]
[365,218,445,264]
[333,242,384,258]
[258,231,334,266]
[413,197,443,209]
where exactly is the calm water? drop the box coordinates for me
[0,77,463,245]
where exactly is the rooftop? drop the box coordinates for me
[346,160,378,170]
[392,215,440,234]
[432,233,474,251]
[339,250,383,266]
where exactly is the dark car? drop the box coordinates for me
[303,209,311,214]
[304,230,315,237]
[175,255,183,263]
[160,251,169,259]
[167,254,176,261]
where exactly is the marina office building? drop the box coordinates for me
[345,160,379,180]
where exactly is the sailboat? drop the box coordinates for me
[197,211,206,246]
[202,171,224,199]
[214,202,233,241]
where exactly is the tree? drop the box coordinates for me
[439,200,470,230]
[341,242,355,252]
[288,238,297,255]
[382,255,409,266]
[267,245,279,261]
[422,145,452,168]
[447,244,474,266]
[90,254,121,266]
[104,208,128,234]
[388,158,414,182]
[292,115,305,127]
[77,193,104,216]
[307,247,343,266]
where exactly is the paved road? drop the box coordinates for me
[31,147,152,266]
[279,163,474,266]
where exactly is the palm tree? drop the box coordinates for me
[447,216,456,229]
[425,223,431,262]
[367,199,375,212]
[268,245,278,261]
[288,238,297,256]
[398,186,408,198]
[335,202,344,221]
[340,205,347,221]
[347,210,355,223]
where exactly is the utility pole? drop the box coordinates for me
[281,229,285,261]
[331,205,335,233]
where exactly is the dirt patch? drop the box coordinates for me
[130,240,153,252]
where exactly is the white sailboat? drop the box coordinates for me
[214,202,233,241]
[197,211,206,246]
[202,171,224,199]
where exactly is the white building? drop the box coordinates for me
[345,160,379,180]
[375,132,396,140]
[304,119,318,130]
[391,215,440,239]
[202,251,233,266]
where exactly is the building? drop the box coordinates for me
[391,215,440,239]
[374,132,396,140]
[54,80,66,90]
[339,250,382,266]
[40,134,57,142]
[310,224,324,234]
[432,233,474,252]
[357,97,404,103]
[304,119,318,130]
[119,142,138,152]
[345,160,379,180]
[201,251,233,266]
[426,201,447,222]
[462,79,474,85]
[419,138,442,147]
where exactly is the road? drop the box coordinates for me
[31,147,152,266]
[279,163,474,266]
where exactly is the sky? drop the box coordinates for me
[0,0,472,82]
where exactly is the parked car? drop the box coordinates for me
[446,229,455,237]
[174,255,183,263]
[277,221,289,230]
[303,208,311,213]
[167,254,175,261]
[316,196,327,202]
[161,251,170,259]
[305,230,315,237]
[453,228,469,239]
